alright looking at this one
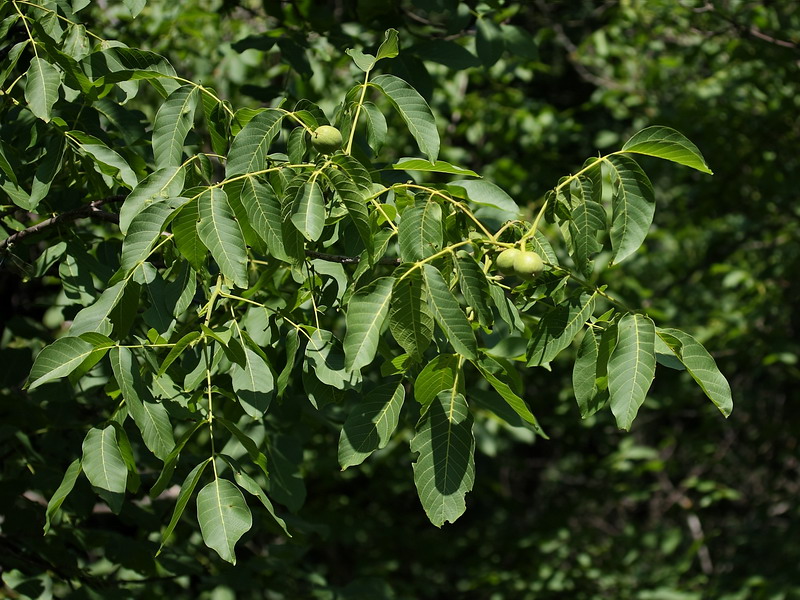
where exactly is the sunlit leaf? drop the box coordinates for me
[196,188,248,288]
[608,313,656,430]
[657,328,733,417]
[344,277,394,371]
[622,126,713,174]
[196,478,252,565]
[372,74,439,162]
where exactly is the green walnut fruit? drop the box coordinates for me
[311,125,343,154]
[496,248,521,273]
[513,251,544,279]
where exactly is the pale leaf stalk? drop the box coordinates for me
[346,68,372,155]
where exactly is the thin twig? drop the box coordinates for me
[305,249,400,265]
[0,195,124,252]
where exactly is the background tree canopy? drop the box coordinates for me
[1,1,798,599]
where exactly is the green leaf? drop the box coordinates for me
[371,74,439,162]
[110,347,175,460]
[28,336,95,390]
[81,426,127,494]
[657,328,733,417]
[290,180,325,242]
[608,313,656,430]
[196,188,248,288]
[398,201,442,262]
[264,434,306,512]
[225,109,284,177]
[527,293,596,366]
[85,46,178,90]
[69,131,139,189]
[120,200,180,271]
[607,155,655,264]
[172,199,206,271]
[528,230,559,267]
[218,454,290,537]
[389,269,434,359]
[344,277,394,371]
[305,329,357,390]
[422,265,477,360]
[329,154,372,192]
[277,329,299,397]
[120,166,185,234]
[362,102,387,154]
[240,177,289,261]
[338,381,405,469]
[231,346,274,418]
[29,136,65,209]
[110,421,141,493]
[414,354,459,409]
[572,327,615,419]
[622,126,713,174]
[25,57,62,122]
[158,458,211,553]
[216,418,270,478]
[323,167,373,258]
[346,48,376,72]
[474,363,544,434]
[158,331,202,376]
[376,28,399,62]
[201,88,231,156]
[149,419,207,498]
[69,281,130,336]
[568,200,606,276]
[487,283,524,332]
[123,0,146,18]
[410,390,475,527]
[476,17,505,68]
[196,478,252,565]
[455,253,493,327]
[69,332,115,383]
[44,459,81,534]
[449,179,519,216]
[390,158,479,177]
[152,85,199,169]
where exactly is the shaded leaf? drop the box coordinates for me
[389,269,434,359]
[338,381,405,469]
[110,347,175,460]
[411,390,475,527]
[527,293,596,366]
[43,459,81,534]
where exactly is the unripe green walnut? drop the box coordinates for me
[496,248,520,273]
[513,251,544,279]
[311,125,343,154]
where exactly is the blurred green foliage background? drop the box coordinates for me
[1,0,798,598]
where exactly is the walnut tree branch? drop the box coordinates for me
[0,195,123,252]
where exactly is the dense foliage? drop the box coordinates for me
[1,1,797,599]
